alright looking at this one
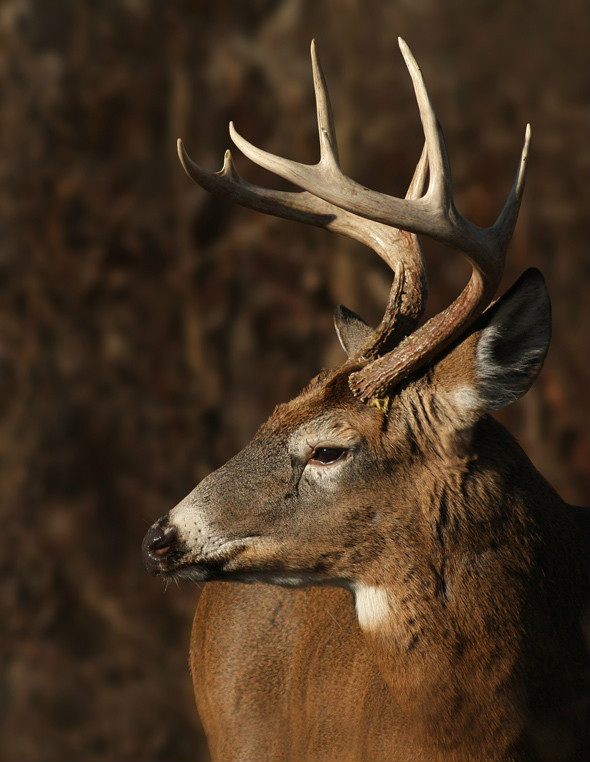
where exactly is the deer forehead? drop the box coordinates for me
[261,394,387,456]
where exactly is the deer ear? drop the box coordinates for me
[334,305,373,358]
[472,268,551,410]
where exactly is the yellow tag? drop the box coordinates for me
[368,396,391,414]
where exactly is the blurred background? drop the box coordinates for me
[1,1,588,760]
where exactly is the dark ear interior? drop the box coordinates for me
[334,305,373,358]
[474,268,551,410]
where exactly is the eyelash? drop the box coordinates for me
[309,446,348,465]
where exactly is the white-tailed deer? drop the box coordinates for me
[143,40,589,762]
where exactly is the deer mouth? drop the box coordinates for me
[142,518,256,580]
[143,519,351,588]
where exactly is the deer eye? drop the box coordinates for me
[309,446,347,465]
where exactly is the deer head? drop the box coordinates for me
[142,39,549,612]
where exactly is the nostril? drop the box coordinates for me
[142,523,178,572]
[150,525,176,552]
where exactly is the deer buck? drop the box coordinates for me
[143,40,589,762]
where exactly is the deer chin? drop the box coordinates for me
[158,537,259,581]
[176,565,342,587]
[164,538,350,588]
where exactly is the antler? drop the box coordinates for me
[178,40,429,355]
[179,39,530,400]
[228,38,530,399]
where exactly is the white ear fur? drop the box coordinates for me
[475,269,551,410]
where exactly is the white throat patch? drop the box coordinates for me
[353,584,391,632]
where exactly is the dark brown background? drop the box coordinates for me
[1,1,588,760]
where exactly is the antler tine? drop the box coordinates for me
[396,39,451,208]
[310,39,340,168]
[492,122,531,245]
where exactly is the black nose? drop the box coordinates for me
[142,522,177,574]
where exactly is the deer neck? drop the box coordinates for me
[349,419,543,753]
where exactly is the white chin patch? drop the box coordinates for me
[353,583,391,632]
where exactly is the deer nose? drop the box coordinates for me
[142,522,177,574]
